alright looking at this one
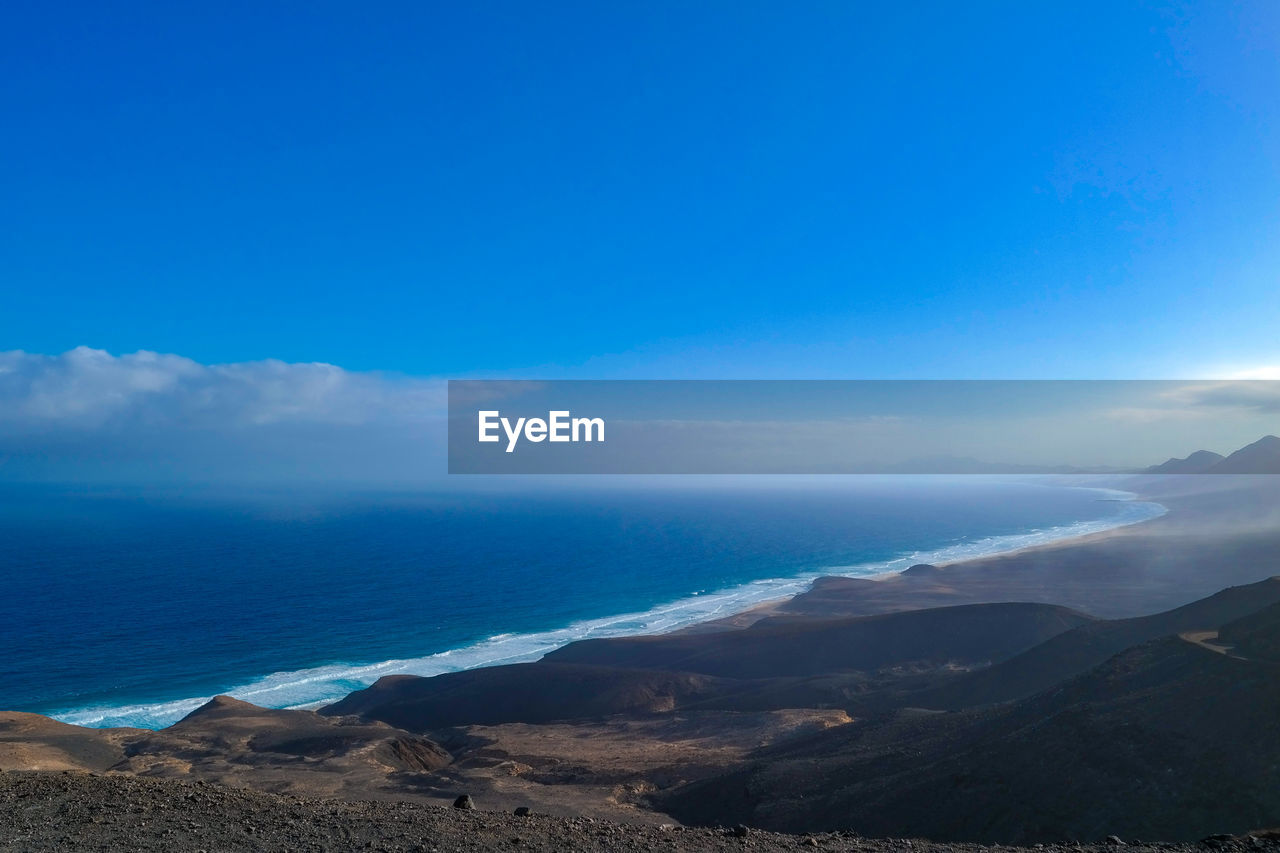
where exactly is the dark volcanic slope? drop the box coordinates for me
[915,576,1280,709]
[1,771,1267,853]
[323,603,1097,731]
[322,664,744,729]
[658,605,1280,845]
[1218,600,1280,661]
[543,603,1094,678]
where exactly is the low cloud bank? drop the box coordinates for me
[0,347,441,429]
[0,348,444,483]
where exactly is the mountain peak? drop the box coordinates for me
[1143,449,1224,474]
[1144,436,1280,474]
[1205,435,1280,474]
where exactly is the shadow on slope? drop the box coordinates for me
[914,576,1280,709]
[322,603,1097,730]
[543,603,1094,679]
[656,603,1280,844]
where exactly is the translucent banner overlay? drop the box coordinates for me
[447,380,1280,474]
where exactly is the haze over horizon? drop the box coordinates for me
[1,346,1277,481]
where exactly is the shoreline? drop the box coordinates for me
[853,485,1165,579]
[765,475,1280,622]
[683,482,1169,631]
[47,480,1168,730]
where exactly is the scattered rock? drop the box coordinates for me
[1,770,1270,853]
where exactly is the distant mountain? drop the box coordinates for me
[1143,448,1225,474]
[877,435,1279,475]
[883,435,1280,476]
[883,456,1127,475]
[1143,435,1280,474]
[1208,434,1280,474]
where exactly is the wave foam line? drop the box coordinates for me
[52,489,1165,730]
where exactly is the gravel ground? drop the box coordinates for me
[1,770,1274,853]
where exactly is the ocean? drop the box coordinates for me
[0,478,1164,729]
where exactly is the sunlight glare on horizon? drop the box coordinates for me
[1226,367,1280,380]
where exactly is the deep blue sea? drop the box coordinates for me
[0,478,1164,729]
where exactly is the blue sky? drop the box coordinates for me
[2,1,1279,380]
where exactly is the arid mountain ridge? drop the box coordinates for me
[4,473,1280,848]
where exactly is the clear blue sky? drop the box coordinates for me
[3,1,1278,379]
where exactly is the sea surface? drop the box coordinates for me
[0,478,1164,729]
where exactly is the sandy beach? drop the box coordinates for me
[693,474,1276,632]
[758,474,1280,622]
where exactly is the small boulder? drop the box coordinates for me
[1105,836,1126,846]
[513,807,531,817]
[453,795,475,810]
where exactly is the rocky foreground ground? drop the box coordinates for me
[2,771,1277,853]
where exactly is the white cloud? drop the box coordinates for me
[0,347,444,431]
[1157,380,1280,414]
[1096,381,1280,434]
[0,348,448,482]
